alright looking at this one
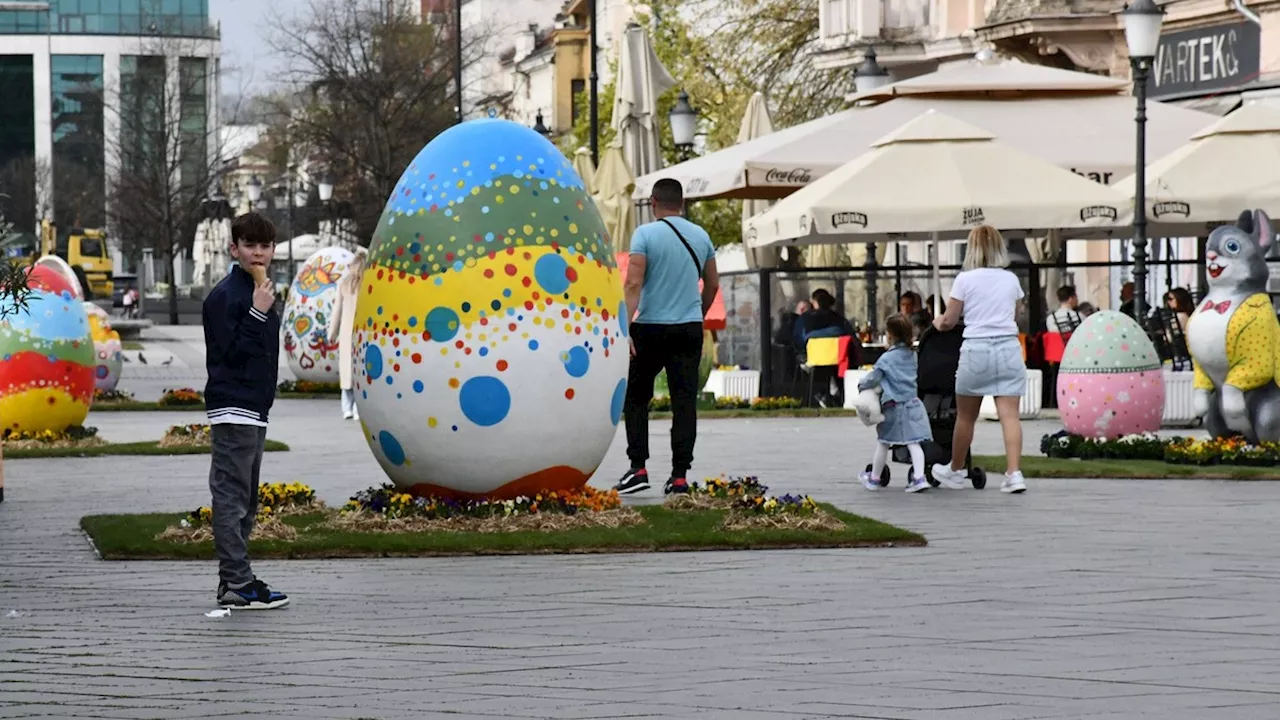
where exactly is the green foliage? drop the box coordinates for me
[0,203,31,319]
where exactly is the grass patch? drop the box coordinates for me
[277,392,342,400]
[975,455,1280,480]
[80,504,923,560]
[8,439,289,459]
[92,401,207,412]
[121,341,144,350]
[651,408,858,420]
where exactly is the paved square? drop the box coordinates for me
[2,328,1278,718]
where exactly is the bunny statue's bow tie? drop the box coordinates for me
[1202,300,1232,314]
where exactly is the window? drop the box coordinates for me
[821,0,848,39]
[0,0,213,36]
[51,55,106,228]
[570,79,585,126]
[0,55,36,235]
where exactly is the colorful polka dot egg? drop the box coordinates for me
[284,246,355,383]
[0,265,95,433]
[84,302,123,392]
[352,119,627,499]
[1057,309,1165,439]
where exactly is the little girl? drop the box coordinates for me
[857,314,933,493]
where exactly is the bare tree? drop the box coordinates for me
[104,33,230,325]
[266,0,498,240]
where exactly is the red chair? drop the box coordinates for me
[1043,332,1070,364]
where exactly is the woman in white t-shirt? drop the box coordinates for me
[930,225,1027,494]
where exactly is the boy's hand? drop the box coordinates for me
[252,282,275,314]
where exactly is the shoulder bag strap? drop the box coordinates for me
[659,218,704,277]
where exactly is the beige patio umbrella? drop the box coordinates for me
[1114,101,1280,233]
[636,58,1214,202]
[612,23,675,225]
[572,147,597,195]
[745,110,1134,247]
[593,143,637,253]
[738,92,780,270]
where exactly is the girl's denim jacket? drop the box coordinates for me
[856,343,918,404]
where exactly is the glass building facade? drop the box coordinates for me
[0,56,37,234]
[51,55,105,229]
[0,0,214,37]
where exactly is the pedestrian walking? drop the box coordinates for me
[202,212,290,609]
[613,179,719,495]
[327,246,367,420]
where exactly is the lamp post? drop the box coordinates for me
[669,90,698,220]
[1121,0,1164,325]
[454,0,464,123]
[532,110,551,138]
[853,46,891,94]
[318,171,334,247]
[246,175,263,212]
[587,0,599,165]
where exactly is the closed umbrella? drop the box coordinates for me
[738,92,779,270]
[573,147,597,196]
[593,143,637,253]
[612,22,676,226]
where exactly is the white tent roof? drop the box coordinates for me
[636,60,1215,201]
[1114,101,1280,233]
[745,110,1133,246]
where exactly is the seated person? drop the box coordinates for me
[800,289,854,341]
[1046,285,1083,334]
[899,291,924,317]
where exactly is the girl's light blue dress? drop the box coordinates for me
[856,343,933,445]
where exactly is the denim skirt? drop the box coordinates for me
[956,336,1026,397]
[878,397,933,445]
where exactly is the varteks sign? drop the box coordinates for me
[1149,21,1260,98]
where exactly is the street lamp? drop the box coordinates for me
[669,90,697,160]
[246,175,263,210]
[1120,0,1164,324]
[853,46,891,94]
[532,110,551,137]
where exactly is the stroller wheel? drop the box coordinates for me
[970,467,987,490]
[865,463,891,487]
[924,464,940,488]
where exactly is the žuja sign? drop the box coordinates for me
[1148,21,1260,99]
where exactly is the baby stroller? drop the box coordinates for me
[863,324,988,489]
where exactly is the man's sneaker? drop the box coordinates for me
[930,463,969,490]
[905,477,931,493]
[613,468,650,495]
[218,579,290,610]
[858,471,881,491]
[1001,471,1027,494]
[664,477,691,495]
[215,580,226,602]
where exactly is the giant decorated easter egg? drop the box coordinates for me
[83,302,123,391]
[0,265,95,433]
[284,246,355,383]
[353,119,627,499]
[1057,310,1165,438]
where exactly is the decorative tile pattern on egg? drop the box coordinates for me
[0,266,95,433]
[1056,310,1165,438]
[352,119,627,500]
[284,247,355,383]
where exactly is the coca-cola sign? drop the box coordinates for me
[763,167,813,185]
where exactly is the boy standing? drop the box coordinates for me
[204,212,289,610]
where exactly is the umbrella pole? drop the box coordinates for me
[930,234,941,317]
[588,0,599,166]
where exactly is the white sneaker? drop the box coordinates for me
[905,477,930,493]
[1001,472,1027,494]
[858,471,881,491]
[342,411,353,420]
[930,463,968,490]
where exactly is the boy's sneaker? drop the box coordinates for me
[342,411,353,420]
[613,468,650,495]
[1001,471,1027,494]
[858,471,881,491]
[905,477,931,493]
[930,463,969,490]
[218,579,289,610]
[663,477,690,495]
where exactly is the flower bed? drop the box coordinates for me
[93,388,134,403]
[664,475,843,531]
[156,482,323,543]
[2,425,106,450]
[1042,431,1280,466]
[277,380,342,395]
[158,388,204,407]
[650,395,805,412]
[159,424,212,448]
[330,484,643,534]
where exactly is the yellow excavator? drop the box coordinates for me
[15,220,114,299]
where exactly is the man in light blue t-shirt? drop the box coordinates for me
[613,179,719,496]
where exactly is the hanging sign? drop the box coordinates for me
[1149,21,1260,98]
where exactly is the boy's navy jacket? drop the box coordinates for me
[203,265,280,424]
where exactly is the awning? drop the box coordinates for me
[1172,94,1241,116]
[614,252,726,331]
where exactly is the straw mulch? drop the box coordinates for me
[158,434,210,449]
[3,437,108,451]
[155,515,299,544]
[323,508,646,535]
[720,509,847,533]
[664,494,738,511]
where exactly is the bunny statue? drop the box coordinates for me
[1187,209,1280,443]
